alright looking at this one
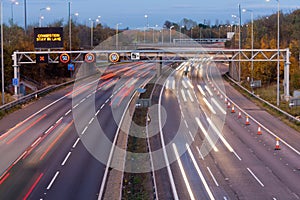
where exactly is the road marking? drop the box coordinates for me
[211,98,226,115]
[87,93,92,98]
[186,144,215,200]
[196,146,204,160]
[100,104,105,110]
[207,167,219,186]
[80,98,86,104]
[207,118,234,152]
[95,109,100,116]
[233,151,242,161]
[173,143,195,200]
[31,137,42,148]
[204,85,213,96]
[47,171,60,190]
[184,120,188,128]
[197,85,206,97]
[181,89,187,102]
[89,117,95,125]
[73,103,79,109]
[72,137,80,148]
[45,125,54,134]
[172,80,175,90]
[61,152,72,166]
[182,80,188,89]
[187,90,194,102]
[56,117,63,124]
[81,126,88,135]
[195,117,218,152]
[188,131,194,142]
[247,168,264,187]
[187,79,194,89]
[65,109,72,116]
[166,80,170,89]
[203,97,216,115]
[105,98,110,104]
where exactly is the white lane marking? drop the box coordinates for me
[81,126,88,135]
[187,90,194,102]
[13,151,27,165]
[31,137,42,147]
[204,85,213,96]
[187,79,194,89]
[95,109,100,116]
[73,103,79,109]
[65,109,72,116]
[56,117,63,124]
[186,144,215,200]
[105,98,110,104]
[172,80,175,90]
[87,93,92,98]
[166,80,170,89]
[61,152,72,166]
[181,89,187,102]
[197,85,206,97]
[47,171,60,190]
[207,118,234,152]
[45,126,54,134]
[188,131,195,142]
[211,98,226,115]
[72,138,80,148]
[224,197,228,200]
[173,143,195,200]
[195,117,219,152]
[207,167,219,186]
[89,117,95,125]
[233,151,242,161]
[196,146,204,160]
[273,198,277,200]
[247,168,264,187]
[184,120,188,128]
[80,98,86,104]
[203,98,216,115]
[100,104,105,110]
[182,80,188,89]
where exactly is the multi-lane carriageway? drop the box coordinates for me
[0,59,299,200]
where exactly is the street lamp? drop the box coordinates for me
[116,23,122,49]
[144,14,148,43]
[68,1,79,52]
[169,25,174,44]
[1,0,4,104]
[242,8,254,87]
[39,6,50,27]
[180,25,184,43]
[11,0,19,25]
[266,0,280,106]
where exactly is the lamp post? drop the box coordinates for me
[169,25,174,44]
[39,6,50,27]
[11,0,19,25]
[116,23,122,49]
[180,25,184,43]
[266,0,280,106]
[89,18,94,48]
[1,0,4,104]
[242,8,254,87]
[144,14,148,43]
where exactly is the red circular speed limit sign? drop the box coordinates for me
[84,53,96,63]
[59,53,70,64]
[108,52,120,63]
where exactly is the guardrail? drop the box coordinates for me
[225,74,300,123]
[0,80,75,113]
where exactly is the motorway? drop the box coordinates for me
[0,57,299,200]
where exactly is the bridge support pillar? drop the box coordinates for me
[157,56,162,77]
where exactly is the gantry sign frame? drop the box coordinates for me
[12,48,291,101]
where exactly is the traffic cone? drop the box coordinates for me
[245,116,250,125]
[238,111,242,119]
[231,105,235,113]
[227,102,231,108]
[274,137,281,150]
[257,126,262,135]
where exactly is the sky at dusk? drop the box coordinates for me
[3,0,300,29]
